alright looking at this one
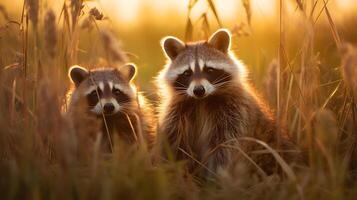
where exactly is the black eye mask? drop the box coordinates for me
[87,89,101,107]
[173,69,193,90]
[112,87,131,104]
[172,66,231,92]
[203,67,231,85]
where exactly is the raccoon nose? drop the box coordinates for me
[193,85,205,97]
[103,103,115,113]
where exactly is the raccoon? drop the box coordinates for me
[157,29,298,177]
[67,64,154,151]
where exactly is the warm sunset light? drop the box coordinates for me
[101,0,277,24]
[1,0,357,199]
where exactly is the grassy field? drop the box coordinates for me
[0,0,357,199]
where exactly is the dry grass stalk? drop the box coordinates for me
[313,109,338,153]
[36,78,63,160]
[241,0,251,26]
[100,29,128,64]
[0,0,357,199]
[81,7,104,30]
[70,0,83,30]
[341,43,357,96]
[44,9,57,59]
[89,7,104,20]
[340,43,357,172]
[0,5,10,21]
[265,59,278,105]
[27,0,39,26]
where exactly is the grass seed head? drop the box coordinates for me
[341,43,357,95]
[70,0,83,27]
[100,29,128,64]
[265,59,278,103]
[27,0,39,26]
[314,109,338,150]
[44,9,57,59]
[89,7,104,20]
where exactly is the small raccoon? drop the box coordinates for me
[157,29,298,177]
[67,64,154,151]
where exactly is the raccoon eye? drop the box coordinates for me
[113,88,122,96]
[87,90,100,106]
[205,67,216,73]
[89,90,98,97]
[182,69,192,77]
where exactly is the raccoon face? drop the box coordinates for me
[161,29,241,99]
[69,64,137,115]
[170,61,233,99]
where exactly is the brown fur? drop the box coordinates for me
[66,66,155,152]
[156,29,299,178]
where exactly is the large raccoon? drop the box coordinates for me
[157,29,298,177]
[67,64,154,152]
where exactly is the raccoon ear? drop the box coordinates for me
[161,36,185,60]
[68,65,89,87]
[120,63,136,81]
[208,29,231,53]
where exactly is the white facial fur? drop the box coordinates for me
[165,58,238,81]
[164,59,220,98]
[91,98,121,114]
[205,60,238,73]
[85,85,98,95]
[84,80,133,115]
[165,64,190,81]
[113,83,134,98]
[187,79,215,98]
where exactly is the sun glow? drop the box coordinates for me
[1,0,356,25]
[101,0,141,23]
[100,0,276,25]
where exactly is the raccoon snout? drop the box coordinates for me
[193,85,205,98]
[103,103,115,113]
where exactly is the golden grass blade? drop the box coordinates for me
[188,0,199,9]
[185,18,193,42]
[10,79,17,124]
[125,113,139,143]
[322,0,341,49]
[89,75,113,153]
[238,137,297,182]
[201,13,210,39]
[295,0,304,12]
[221,144,268,178]
[178,147,218,178]
[0,5,10,21]
[322,81,341,109]
[242,0,252,26]
[206,0,222,27]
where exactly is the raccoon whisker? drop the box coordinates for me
[213,82,230,89]
[214,79,234,86]
[175,90,187,92]
[174,87,187,91]
[174,92,187,96]
[215,81,232,86]
[212,75,232,85]
[212,73,229,83]
[174,81,186,87]
[211,73,230,83]
[172,88,188,93]
[118,101,131,105]
[174,85,187,88]
[212,81,230,88]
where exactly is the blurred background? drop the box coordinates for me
[1,0,357,94]
[1,1,357,198]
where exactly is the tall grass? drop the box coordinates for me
[0,0,357,199]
